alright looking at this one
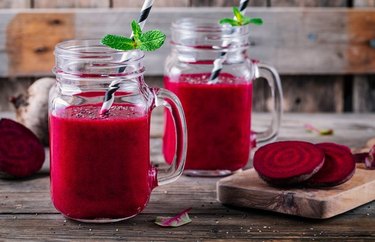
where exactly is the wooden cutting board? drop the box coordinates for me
[217,165,375,219]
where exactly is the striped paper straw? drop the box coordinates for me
[100,0,154,115]
[208,0,249,82]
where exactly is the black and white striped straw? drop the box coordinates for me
[100,0,154,115]
[208,0,249,82]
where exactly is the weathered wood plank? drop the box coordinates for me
[353,75,375,112]
[265,1,349,114]
[0,212,373,241]
[0,8,375,76]
[113,0,190,8]
[6,12,74,76]
[270,0,349,7]
[353,0,375,112]
[0,0,30,8]
[34,0,110,8]
[354,0,375,7]
[0,12,16,77]
[258,76,344,112]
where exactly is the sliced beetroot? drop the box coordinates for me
[365,145,374,170]
[307,143,355,187]
[353,152,369,163]
[0,118,45,178]
[253,141,325,186]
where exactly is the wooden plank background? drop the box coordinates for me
[0,0,374,113]
[33,0,110,8]
[2,8,375,76]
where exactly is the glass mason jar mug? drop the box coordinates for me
[163,18,283,176]
[49,40,187,222]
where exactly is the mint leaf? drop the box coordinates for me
[233,7,243,23]
[243,17,263,25]
[219,18,240,26]
[102,19,166,52]
[101,34,135,51]
[219,6,263,27]
[131,20,142,40]
[139,30,166,51]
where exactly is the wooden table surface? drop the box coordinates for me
[0,112,374,241]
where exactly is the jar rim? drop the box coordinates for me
[55,39,144,64]
[172,17,249,35]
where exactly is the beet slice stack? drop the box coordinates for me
[254,141,357,188]
[0,118,45,178]
[253,141,325,186]
[307,143,356,187]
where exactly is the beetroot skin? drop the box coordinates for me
[253,141,325,186]
[0,118,45,178]
[365,145,375,170]
[307,143,355,187]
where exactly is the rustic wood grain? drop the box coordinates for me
[353,75,375,112]
[113,0,190,8]
[1,8,375,77]
[347,11,375,73]
[269,0,349,114]
[0,0,30,8]
[353,0,375,112]
[354,0,375,7]
[0,212,374,241]
[0,112,374,240]
[6,12,74,76]
[217,166,375,219]
[253,76,345,112]
[34,0,110,8]
[270,0,349,7]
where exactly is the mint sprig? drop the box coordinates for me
[101,20,166,51]
[219,7,263,26]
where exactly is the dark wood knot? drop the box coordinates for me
[34,46,49,54]
[48,19,62,25]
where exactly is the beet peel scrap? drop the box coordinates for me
[365,145,375,170]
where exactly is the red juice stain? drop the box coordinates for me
[49,104,157,220]
[163,73,253,171]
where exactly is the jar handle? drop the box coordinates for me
[253,62,283,145]
[151,88,187,185]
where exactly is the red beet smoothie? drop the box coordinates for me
[50,104,157,220]
[163,73,253,171]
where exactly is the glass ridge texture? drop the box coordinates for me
[163,18,283,177]
[50,40,187,222]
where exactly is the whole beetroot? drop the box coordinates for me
[0,118,45,178]
[10,77,55,146]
